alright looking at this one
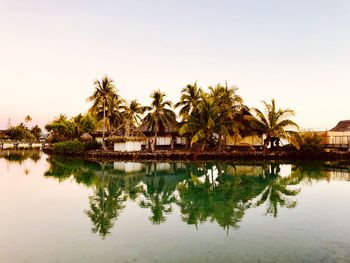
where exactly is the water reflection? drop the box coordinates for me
[0,149,41,164]
[2,151,350,239]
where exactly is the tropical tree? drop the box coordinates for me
[179,93,237,153]
[175,82,202,119]
[124,100,146,125]
[87,75,118,150]
[143,90,176,150]
[252,99,299,150]
[209,83,244,150]
[45,115,77,141]
[73,113,96,136]
[30,125,42,140]
[25,115,32,124]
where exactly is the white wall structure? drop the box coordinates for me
[327,131,350,145]
[147,136,172,145]
[113,141,142,152]
[2,143,15,149]
[175,137,186,145]
[114,142,126,152]
[31,144,42,149]
[17,143,30,149]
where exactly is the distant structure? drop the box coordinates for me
[108,122,146,152]
[323,120,350,150]
[7,118,11,128]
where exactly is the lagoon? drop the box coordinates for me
[0,150,350,263]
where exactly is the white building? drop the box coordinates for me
[108,122,146,152]
[324,120,350,148]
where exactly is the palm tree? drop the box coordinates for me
[179,93,236,153]
[124,100,146,125]
[143,90,176,150]
[209,83,244,150]
[252,99,299,150]
[54,114,68,122]
[175,82,202,119]
[25,115,32,124]
[105,92,126,129]
[87,75,117,150]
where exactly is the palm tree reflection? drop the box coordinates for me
[43,157,337,237]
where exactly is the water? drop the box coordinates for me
[0,150,350,263]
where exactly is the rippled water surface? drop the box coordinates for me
[0,150,350,263]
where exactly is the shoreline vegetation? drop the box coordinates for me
[42,148,350,162]
[4,75,348,161]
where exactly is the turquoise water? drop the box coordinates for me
[0,150,350,263]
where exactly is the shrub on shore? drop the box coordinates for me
[84,141,101,151]
[53,140,84,154]
[291,131,323,152]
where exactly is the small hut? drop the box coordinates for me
[0,130,10,141]
[80,133,93,142]
[107,122,146,152]
[140,120,185,148]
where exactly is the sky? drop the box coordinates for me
[0,0,349,130]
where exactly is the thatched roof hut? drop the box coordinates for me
[91,130,112,138]
[108,122,146,143]
[330,120,350,132]
[80,133,93,142]
[140,120,178,136]
[0,130,10,140]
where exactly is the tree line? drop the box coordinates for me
[44,75,321,151]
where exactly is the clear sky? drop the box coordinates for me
[1,0,349,130]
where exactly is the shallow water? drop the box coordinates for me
[0,150,350,263]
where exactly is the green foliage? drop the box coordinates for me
[87,75,125,131]
[5,124,36,141]
[143,90,176,148]
[30,125,42,140]
[46,113,96,141]
[53,139,85,154]
[252,99,299,149]
[84,140,102,151]
[293,131,323,152]
[75,114,96,135]
[178,83,243,152]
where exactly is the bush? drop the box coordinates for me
[293,131,323,153]
[53,139,84,154]
[5,124,36,141]
[84,141,101,151]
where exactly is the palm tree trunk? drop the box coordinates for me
[154,119,158,151]
[263,135,270,151]
[194,133,208,159]
[102,99,106,150]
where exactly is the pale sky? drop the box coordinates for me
[1,0,349,130]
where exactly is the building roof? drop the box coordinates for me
[0,130,10,139]
[330,120,350,132]
[140,120,178,135]
[80,133,93,142]
[107,122,146,142]
[91,130,112,137]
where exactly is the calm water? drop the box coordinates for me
[0,150,350,263]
